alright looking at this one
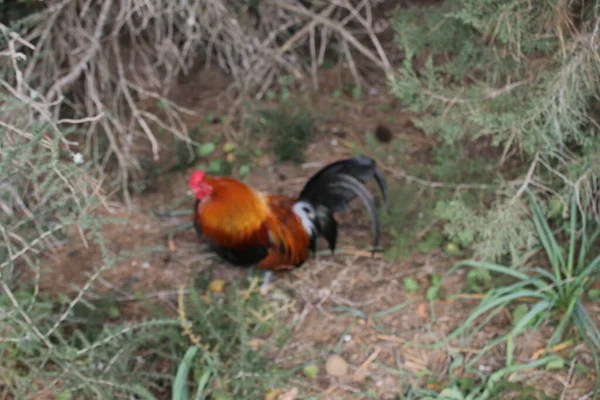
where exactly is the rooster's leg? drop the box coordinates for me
[165,222,194,251]
[259,271,273,295]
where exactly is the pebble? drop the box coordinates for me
[325,354,349,377]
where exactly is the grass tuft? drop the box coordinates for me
[439,192,600,397]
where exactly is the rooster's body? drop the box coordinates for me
[189,156,388,275]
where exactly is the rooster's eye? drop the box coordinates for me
[302,206,313,218]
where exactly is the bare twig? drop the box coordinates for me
[511,152,540,201]
[276,1,393,75]
[45,0,113,102]
[379,163,518,191]
[422,79,530,104]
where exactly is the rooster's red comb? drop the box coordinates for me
[188,170,206,189]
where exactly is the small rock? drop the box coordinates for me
[141,262,150,269]
[479,364,492,373]
[325,354,349,377]
[277,387,298,400]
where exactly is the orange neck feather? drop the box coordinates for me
[197,176,269,244]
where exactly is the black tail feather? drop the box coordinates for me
[314,204,338,252]
[298,155,388,250]
[373,166,389,211]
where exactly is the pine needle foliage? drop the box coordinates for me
[390,0,600,260]
[172,275,293,399]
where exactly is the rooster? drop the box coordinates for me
[188,155,388,291]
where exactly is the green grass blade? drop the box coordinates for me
[548,291,581,346]
[446,290,545,341]
[173,345,199,400]
[574,302,600,349]
[494,277,553,297]
[506,335,514,366]
[574,225,600,272]
[575,254,600,281]
[528,192,565,276]
[529,266,567,298]
[573,304,600,398]
[530,267,558,283]
[454,260,531,280]
[128,385,158,400]
[193,369,212,400]
[504,300,553,368]
[372,300,412,319]
[577,227,600,274]
[577,227,589,274]
[484,355,562,394]
[567,194,578,278]
[510,299,553,337]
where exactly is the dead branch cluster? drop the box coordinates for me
[0,0,395,199]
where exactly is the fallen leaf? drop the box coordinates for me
[208,279,225,293]
[168,237,177,252]
[264,389,280,400]
[248,338,263,351]
[303,364,319,379]
[417,302,428,319]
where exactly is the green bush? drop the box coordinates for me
[250,106,318,163]
[390,0,600,260]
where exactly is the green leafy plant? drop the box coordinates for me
[265,75,295,105]
[188,129,255,178]
[250,106,318,163]
[403,277,420,294]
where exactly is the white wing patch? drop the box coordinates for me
[292,201,316,236]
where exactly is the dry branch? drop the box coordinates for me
[1,0,396,199]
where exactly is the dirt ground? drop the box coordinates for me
[36,61,599,399]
